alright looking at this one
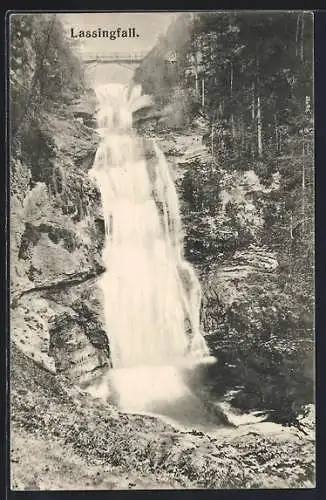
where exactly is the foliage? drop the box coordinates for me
[11,345,315,489]
[10,14,85,187]
[137,12,314,423]
[10,158,32,201]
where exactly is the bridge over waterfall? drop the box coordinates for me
[82,51,147,86]
[82,51,147,65]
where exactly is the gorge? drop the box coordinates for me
[9,12,315,490]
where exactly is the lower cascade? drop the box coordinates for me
[88,83,212,415]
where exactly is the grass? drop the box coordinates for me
[10,344,315,490]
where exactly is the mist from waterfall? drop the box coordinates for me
[88,83,210,389]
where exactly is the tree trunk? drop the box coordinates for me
[230,61,235,140]
[241,114,245,150]
[300,13,305,62]
[274,114,279,152]
[257,94,263,158]
[194,44,199,99]
[296,13,300,57]
[290,211,294,240]
[250,82,255,160]
[251,82,255,121]
[302,142,306,232]
[202,77,205,108]
[195,71,198,97]
[211,122,214,155]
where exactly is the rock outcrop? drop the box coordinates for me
[11,98,110,380]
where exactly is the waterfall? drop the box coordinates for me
[88,83,210,372]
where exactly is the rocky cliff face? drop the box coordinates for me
[11,98,110,380]
[136,121,292,351]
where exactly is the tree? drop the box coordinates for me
[10,14,85,141]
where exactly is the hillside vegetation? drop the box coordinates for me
[134,12,314,426]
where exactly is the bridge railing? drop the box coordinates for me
[82,51,147,62]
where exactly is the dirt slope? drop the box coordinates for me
[10,346,315,490]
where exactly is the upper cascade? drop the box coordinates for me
[89,82,210,370]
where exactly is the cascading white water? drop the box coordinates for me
[85,93,269,430]
[88,83,210,391]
